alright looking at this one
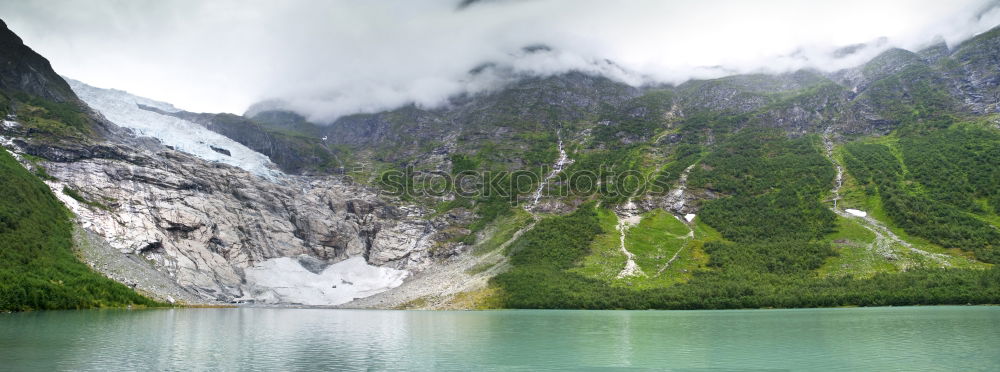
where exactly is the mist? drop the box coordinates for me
[2,0,999,123]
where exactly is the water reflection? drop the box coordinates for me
[0,307,997,371]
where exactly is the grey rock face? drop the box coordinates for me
[948,28,1000,114]
[249,72,642,167]
[4,128,447,303]
[209,145,231,156]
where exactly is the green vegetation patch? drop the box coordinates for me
[489,120,999,309]
[0,149,159,311]
[572,208,628,282]
[62,186,110,211]
[817,217,898,279]
[844,138,1000,263]
[473,207,533,255]
[491,202,1000,309]
[12,93,92,137]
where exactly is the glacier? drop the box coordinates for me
[244,257,410,306]
[67,79,282,179]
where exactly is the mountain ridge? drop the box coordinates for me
[0,17,998,310]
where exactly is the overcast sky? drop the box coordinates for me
[3,0,999,122]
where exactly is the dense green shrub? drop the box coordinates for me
[492,122,1000,309]
[704,240,835,274]
[0,149,159,311]
[899,124,1000,213]
[844,139,1000,263]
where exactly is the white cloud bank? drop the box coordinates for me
[2,0,999,122]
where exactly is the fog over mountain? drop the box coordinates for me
[2,0,999,122]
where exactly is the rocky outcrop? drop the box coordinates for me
[947,27,1000,114]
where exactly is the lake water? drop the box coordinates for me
[1,306,997,371]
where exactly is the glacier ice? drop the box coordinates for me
[244,256,409,306]
[68,79,282,179]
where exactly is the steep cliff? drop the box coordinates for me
[0,19,76,104]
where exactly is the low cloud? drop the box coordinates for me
[2,0,999,122]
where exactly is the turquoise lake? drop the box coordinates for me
[1,306,997,371]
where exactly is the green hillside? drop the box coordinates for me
[489,121,1000,309]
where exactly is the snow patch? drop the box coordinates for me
[845,209,868,217]
[244,256,409,306]
[67,79,282,179]
[684,213,696,222]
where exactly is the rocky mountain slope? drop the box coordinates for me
[0,19,470,306]
[0,20,76,104]
[1,16,999,310]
